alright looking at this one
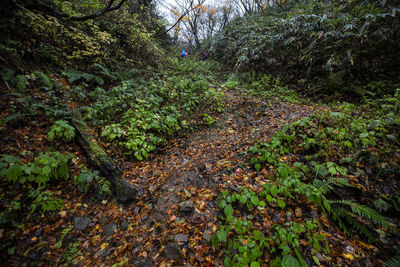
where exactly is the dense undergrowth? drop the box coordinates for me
[211,79,400,265]
[211,0,400,97]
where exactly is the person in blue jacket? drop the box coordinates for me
[181,49,187,58]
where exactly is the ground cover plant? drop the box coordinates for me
[0,0,399,266]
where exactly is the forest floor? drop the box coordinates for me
[2,88,389,266]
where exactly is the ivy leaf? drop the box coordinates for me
[278,199,286,209]
[240,195,248,204]
[224,205,234,217]
[217,229,228,242]
[282,255,300,267]
[270,184,278,196]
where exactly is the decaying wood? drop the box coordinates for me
[71,109,137,203]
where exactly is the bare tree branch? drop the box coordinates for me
[157,0,206,37]
[69,0,128,21]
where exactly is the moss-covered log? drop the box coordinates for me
[71,109,137,203]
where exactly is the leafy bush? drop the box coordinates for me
[30,191,64,213]
[74,167,111,198]
[211,1,400,90]
[0,152,70,187]
[0,152,70,215]
[48,120,75,142]
[214,188,328,266]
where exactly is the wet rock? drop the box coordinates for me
[163,244,184,264]
[116,179,137,203]
[174,234,189,243]
[203,230,211,243]
[104,222,117,237]
[120,219,129,231]
[99,215,108,225]
[179,200,194,214]
[74,217,91,231]
[95,248,111,258]
[134,258,152,267]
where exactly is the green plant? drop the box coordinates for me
[385,255,400,267]
[214,187,329,266]
[55,225,74,249]
[62,242,80,265]
[48,120,75,142]
[204,87,226,112]
[203,113,215,126]
[74,168,99,194]
[0,151,70,187]
[93,177,111,198]
[30,190,63,213]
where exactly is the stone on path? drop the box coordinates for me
[174,234,189,243]
[163,243,184,264]
[74,217,91,231]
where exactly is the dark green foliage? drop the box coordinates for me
[48,120,75,142]
[214,188,327,266]
[0,152,70,214]
[248,92,399,241]
[211,1,400,91]
[385,255,400,267]
[74,167,111,197]
[63,69,104,85]
[0,152,70,187]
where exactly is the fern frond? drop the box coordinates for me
[92,63,117,81]
[332,206,375,242]
[313,177,351,194]
[330,200,394,229]
[384,255,400,267]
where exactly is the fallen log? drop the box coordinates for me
[71,109,137,203]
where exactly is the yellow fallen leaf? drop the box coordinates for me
[100,243,109,250]
[343,253,354,261]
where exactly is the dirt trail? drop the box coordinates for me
[123,90,318,265]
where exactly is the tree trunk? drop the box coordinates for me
[71,109,137,203]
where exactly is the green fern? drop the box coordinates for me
[33,71,53,88]
[332,206,375,242]
[330,200,394,229]
[63,69,104,85]
[313,178,351,194]
[384,255,400,267]
[92,63,117,81]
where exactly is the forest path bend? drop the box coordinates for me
[123,90,320,265]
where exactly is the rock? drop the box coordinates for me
[74,217,91,231]
[120,219,129,231]
[116,179,137,203]
[95,248,111,258]
[174,234,189,243]
[99,215,108,225]
[163,243,184,264]
[104,222,117,237]
[134,258,152,267]
[203,230,211,243]
[179,200,194,214]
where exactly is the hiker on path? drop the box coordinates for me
[181,49,187,58]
